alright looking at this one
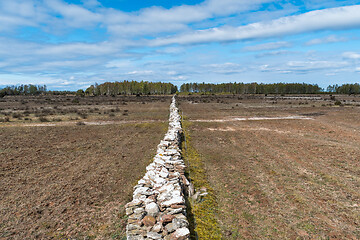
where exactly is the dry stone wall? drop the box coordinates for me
[125,96,191,240]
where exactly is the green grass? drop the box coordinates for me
[182,119,223,240]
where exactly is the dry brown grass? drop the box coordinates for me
[0,95,171,125]
[179,94,360,239]
[0,95,170,239]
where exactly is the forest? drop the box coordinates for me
[0,84,47,97]
[180,82,322,94]
[179,82,360,94]
[84,81,178,96]
[1,82,359,97]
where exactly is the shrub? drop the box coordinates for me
[39,116,49,122]
[334,100,342,106]
[0,117,10,122]
[77,112,88,119]
[12,113,23,118]
[72,98,80,104]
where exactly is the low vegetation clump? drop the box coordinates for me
[182,120,222,239]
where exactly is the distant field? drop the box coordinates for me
[179,94,360,239]
[0,95,171,125]
[0,95,170,239]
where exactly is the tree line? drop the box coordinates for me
[0,84,47,97]
[179,82,323,94]
[84,81,178,96]
[326,84,360,94]
[1,82,359,97]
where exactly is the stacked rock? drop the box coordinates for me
[125,96,191,240]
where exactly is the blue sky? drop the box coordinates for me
[1,0,360,90]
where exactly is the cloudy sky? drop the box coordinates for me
[1,0,360,90]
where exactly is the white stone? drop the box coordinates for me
[147,232,162,239]
[159,168,169,178]
[134,207,145,215]
[161,196,184,207]
[154,176,166,185]
[145,202,159,217]
[158,182,175,193]
[172,227,190,239]
[133,187,152,196]
[137,179,146,185]
[151,223,162,233]
[158,192,172,202]
[153,158,165,166]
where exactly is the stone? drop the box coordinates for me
[158,182,175,193]
[134,187,153,196]
[128,219,143,226]
[173,213,187,220]
[126,97,191,239]
[158,192,172,202]
[165,208,184,215]
[154,176,167,185]
[144,197,155,205]
[161,196,184,207]
[168,172,180,179]
[127,235,145,240]
[145,202,160,217]
[138,179,146,185]
[159,168,169,178]
[146,232,162,239]
[126,224,141,231]
[125,199,142,208]
[172,218,188,229]
[151,223,162,233]
[170,227,190,240]
[126,207,134,215]
[170,204,185,209]
[160,214,175,224]
[134,207,145,215]
[165,222,177,233]
[142,216,156,227]
[129,211,146,220]
[154,158,165,166]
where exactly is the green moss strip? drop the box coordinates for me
[181,119,222,240]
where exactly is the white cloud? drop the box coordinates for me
[283,60,349,73]
[256,50,292,58]
[81,0,101,8]
[305,35,347,45]
[204,62,245,74]
[343,52,360,59]
[151,5,360,46]
[45,0,102,28]
[126,70,154,75]
[243,41,291,51]
[104,0,272,37]
[170,75,188,81]
[36,42,118,56]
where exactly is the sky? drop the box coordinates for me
[1,0,360,90]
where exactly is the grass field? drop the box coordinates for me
[179,94,360,239]
[0,96,170,239]
[1,94,359,239]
